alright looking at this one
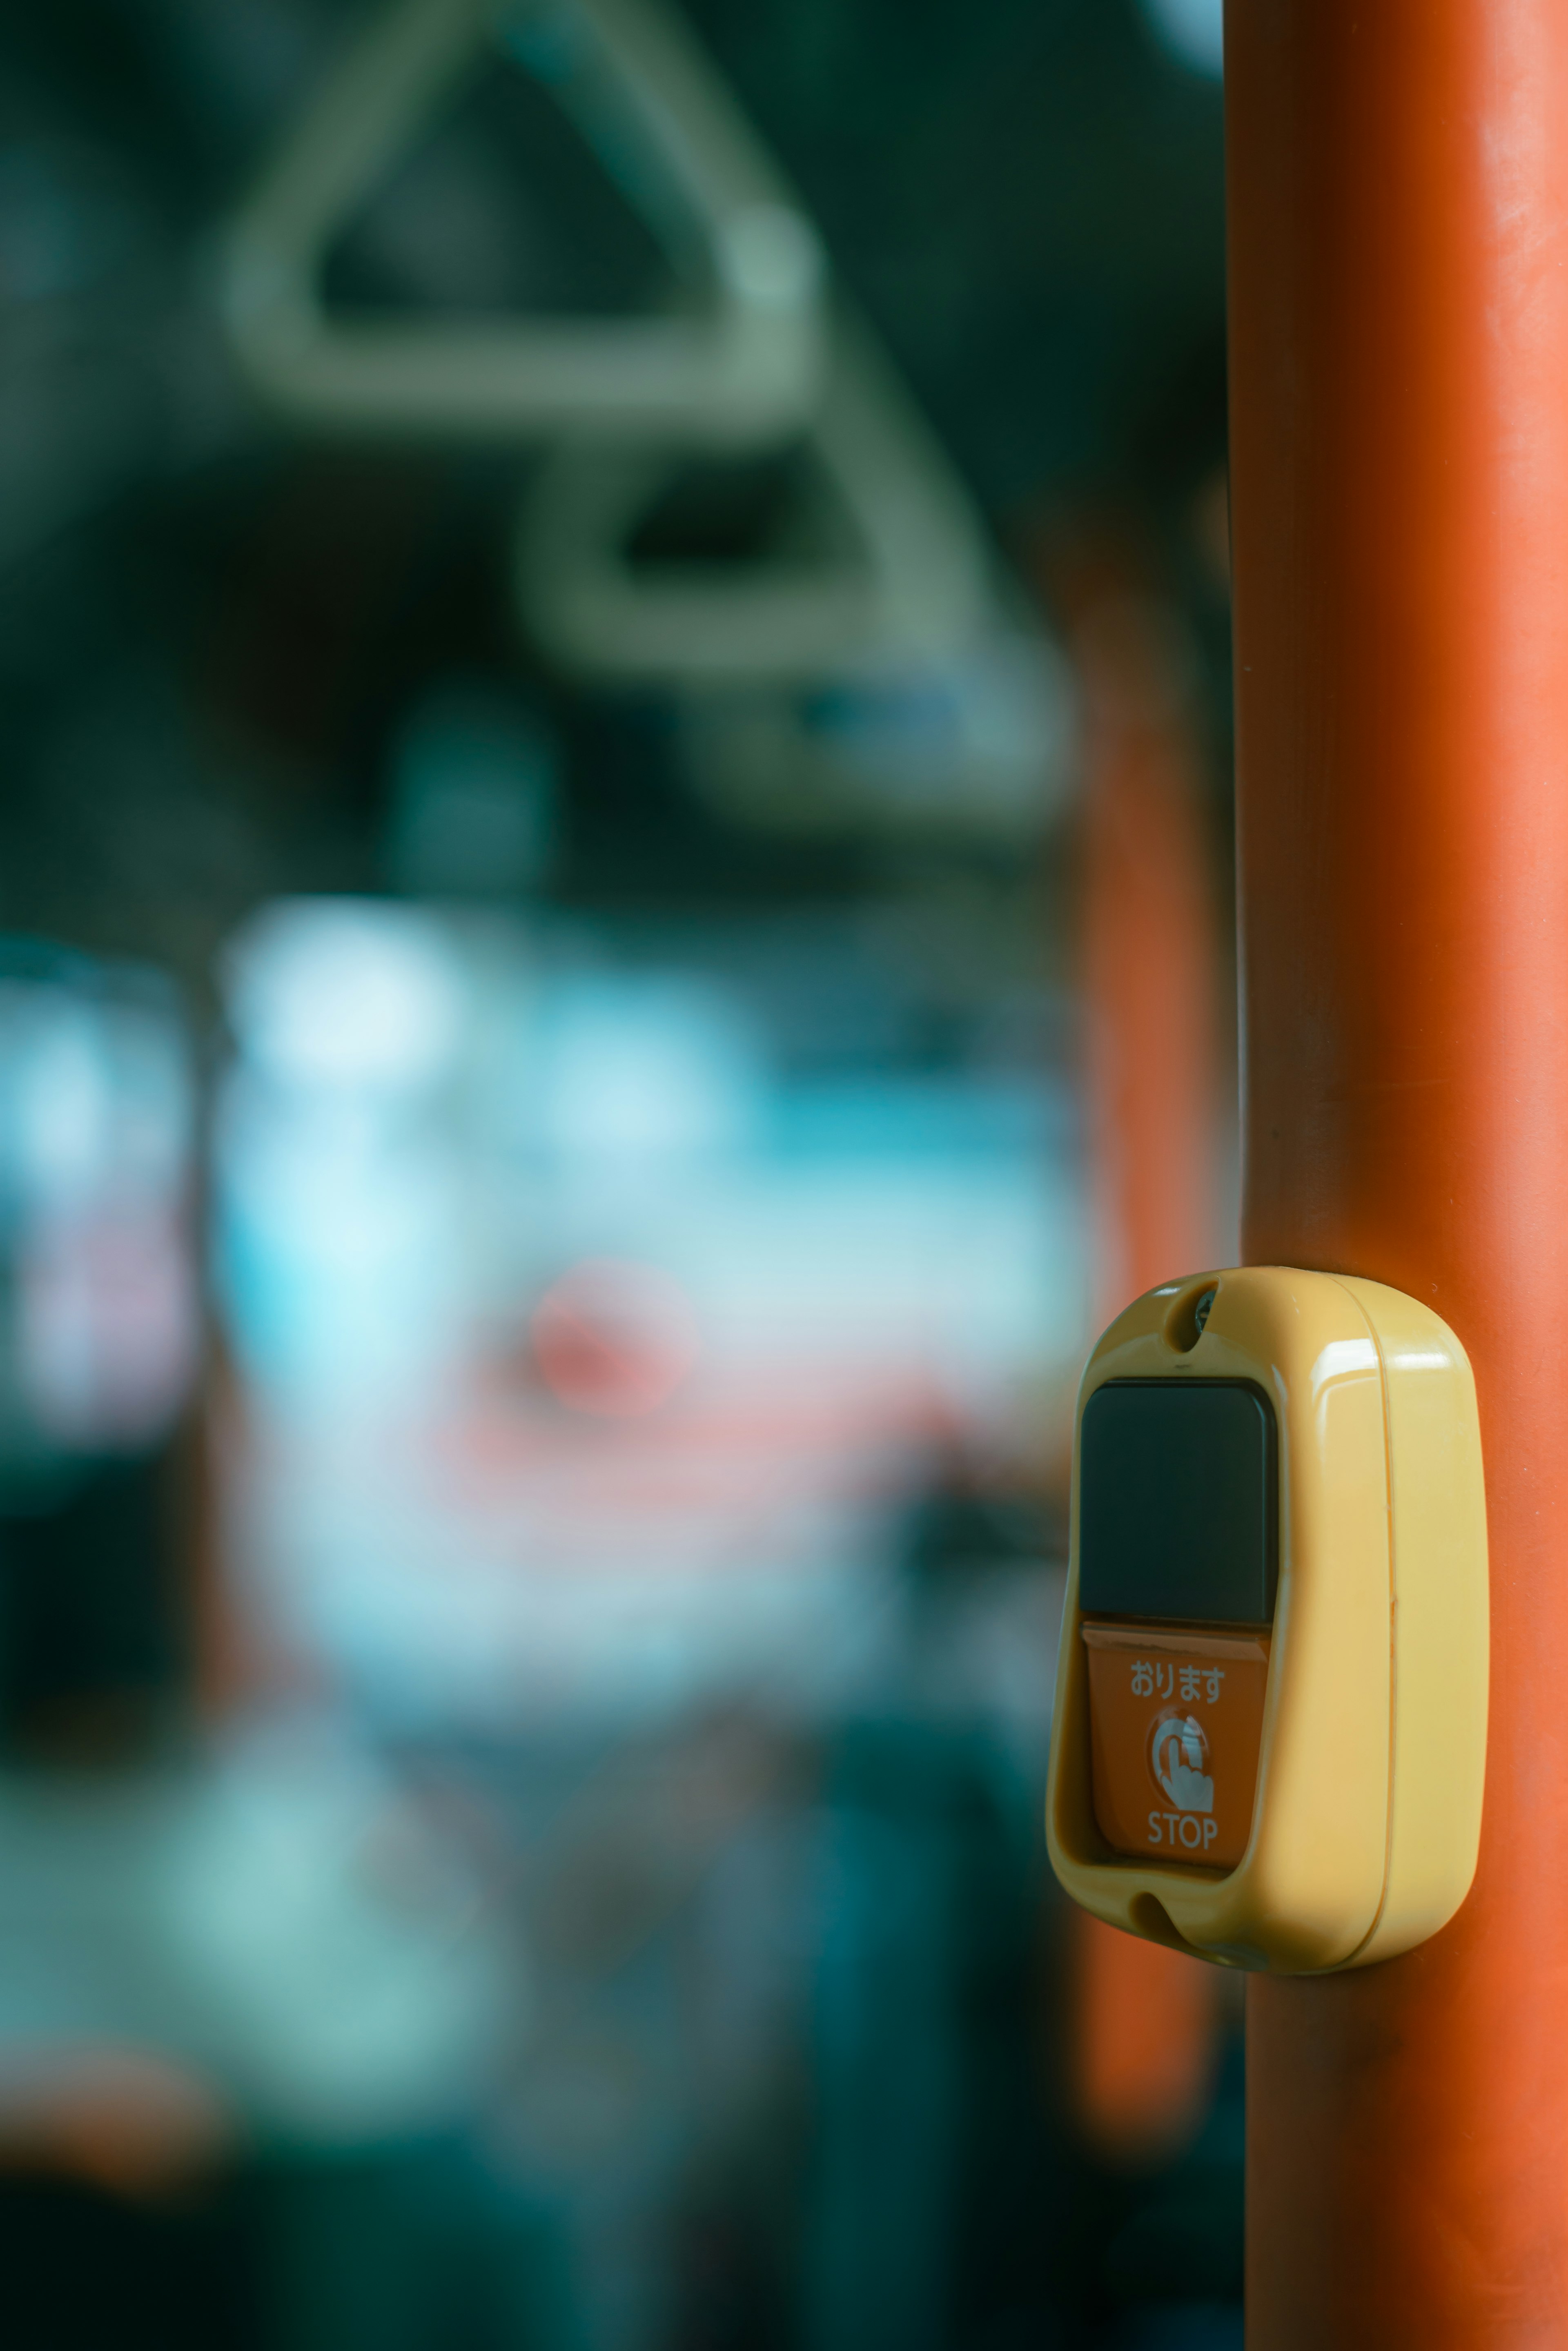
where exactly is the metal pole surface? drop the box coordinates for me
[1229,4,1568,2340]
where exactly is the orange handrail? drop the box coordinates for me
[1230,4,1568,2337]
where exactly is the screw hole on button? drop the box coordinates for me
[1165,1281,1218,1354]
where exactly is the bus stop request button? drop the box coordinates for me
[1082,1623,1270,1868]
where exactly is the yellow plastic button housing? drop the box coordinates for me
[1046,1266,1489,1974]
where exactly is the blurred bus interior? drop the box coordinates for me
[0,2,1236,2344]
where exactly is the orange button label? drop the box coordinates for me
[1082,1623,1270,1870]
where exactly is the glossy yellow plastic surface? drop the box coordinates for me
[1046,1266,1489,1974]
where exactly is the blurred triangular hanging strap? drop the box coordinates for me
[220,0,825,446]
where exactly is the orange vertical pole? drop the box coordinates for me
[1066,545,1222,2158]
[1229,5,1568,2340]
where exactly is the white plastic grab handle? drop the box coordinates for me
[512,311,996,684]
[220,0,826,447]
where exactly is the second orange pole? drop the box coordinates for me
[1068,537,1222,2161]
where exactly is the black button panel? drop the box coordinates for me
[1078,1378,1278,1625]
